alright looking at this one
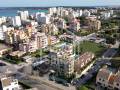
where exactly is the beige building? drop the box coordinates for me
[50,44,75,78]
[0,44,12,57]
[19,40,37,53]
[0,75,19,90]
[50,52,75,78]
[34,32,48,49]
[74,52,94,73]
[96,67,120,90]
[48,36,60,45]
[86,17,101,30]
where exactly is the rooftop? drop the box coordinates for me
[0,44,11,51]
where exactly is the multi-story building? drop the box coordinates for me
[12,16,21,27]
[0,75,19,90]
[50,52,75,78]
[96,66,120,90]
[36,12,50,24]
[50,44,75,78]
[5,29,28,44]
[18,11,29,21]
[34,32,48,49]
[42,23,59,35]
[19,40,37,53]
[86,17,101,30]
[48,36,60,45]
[83,10,91,17]
[0,17,7,25]
[57,19,66,29]
[49,7,57,15]
[69,19,80,31]
[0,44,12,57]
[0,25,8,40]
[101,12,111,19]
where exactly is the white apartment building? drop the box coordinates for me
[36,12,50,24]
[101,12,111,19]
[57,19,66,29]
[0,75,19,90]
[0,17,7,25]
[49,7,57,15]
[12,16,21,26]
[18,11,29,21]
[0,25,8,40]
[83,10,91,17]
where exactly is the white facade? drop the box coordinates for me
[0,27,4,40]
[83,10,91,17]
[18,11,29,21]
[0,25,7,40]
[49,7,57,15]
[12,16,21,26]
[0,76,19,90]
[101,12,111,19]
[36,13,50,24]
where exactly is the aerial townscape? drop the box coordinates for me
[0,4,120,90]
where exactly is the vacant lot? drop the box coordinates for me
[76,41,106,57]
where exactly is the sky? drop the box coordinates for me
[0,0,120,7]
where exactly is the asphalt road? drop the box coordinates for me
[72,41,119,87]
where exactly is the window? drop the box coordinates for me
[99,78,101,81]
[116,83,119,86]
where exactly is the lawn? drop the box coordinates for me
[76,41,106,57]
[77,85,89,90]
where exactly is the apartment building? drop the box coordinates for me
[19,40,37,53]
[50,52,75,78]
[50,44,75,78]
[34,32,48,49]
[86,17,101,30]
[48,36,60,45]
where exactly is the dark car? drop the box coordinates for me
[0,62,6,66]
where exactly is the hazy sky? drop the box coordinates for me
[0,0,120,7]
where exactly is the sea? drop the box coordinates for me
[0,8,48,17]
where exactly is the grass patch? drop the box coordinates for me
[77,85,89,90]
[76,41,106,57]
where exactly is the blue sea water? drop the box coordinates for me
[0,9,48,17]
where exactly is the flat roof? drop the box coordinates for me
[0,44,11,51]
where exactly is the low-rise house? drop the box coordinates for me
[0,44,12,57]
[9,50,25,57]
[96,67,112,88]
[74,52,95,73]
[96,67,120,90]
[22,55,36,64]
[0,75,19,90]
